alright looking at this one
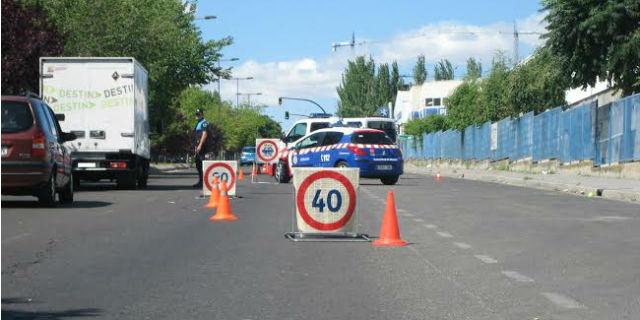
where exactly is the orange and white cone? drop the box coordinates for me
[205,176,220,208]
[209,179,238,222]
[238,168,245,181]
[373,191,407,247]
[251,164,258,177]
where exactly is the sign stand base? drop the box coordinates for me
[284,232,371,242]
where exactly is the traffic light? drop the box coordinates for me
[278,97,283,105]
[284,111,289,120]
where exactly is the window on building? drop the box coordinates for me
[433,98,442,106]
[425,98,433,107]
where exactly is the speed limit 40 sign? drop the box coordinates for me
[292,168,360,234]
[202,160,238,196]
[255,138,281,164]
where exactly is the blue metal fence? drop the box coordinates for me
[399,93,640,166]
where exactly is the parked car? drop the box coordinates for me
[1,95,77,206]
[240,146,256,166]
[276,127,403,185]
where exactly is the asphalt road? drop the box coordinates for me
[2,169,639,320]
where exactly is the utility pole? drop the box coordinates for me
[233,77,254,107]
[217,58,239,94]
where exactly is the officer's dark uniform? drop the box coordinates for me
[193,115,209,187]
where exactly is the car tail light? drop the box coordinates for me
[110,161,127,169]
[347,144,368,156]
[31,130,46,158]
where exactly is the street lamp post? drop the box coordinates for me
[233,77,254,107]
[237,92,262,106]
[278,96,327,114]
[217,58,239,94]
[195,15,217,21]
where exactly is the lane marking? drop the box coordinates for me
[588,216,631,222]
[397,208,407,213]
[474,255,498,264]
[2,233,30,244]
[424,224,437,229]
[501,271,534,283]
[453,242,472,249]
[541,292,585,309]
[436,231,453,238]
[413,218,424,223]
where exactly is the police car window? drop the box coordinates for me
[346,122,362,128]
[351,131,393,144]
[298,132,324,149]
[321,132,343,146]
[367,121,397,141]
[287,123,307,141]
[310,122,330,132]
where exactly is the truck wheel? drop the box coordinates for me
[380,175,399,185]
[275,161,291,183]
[116,173,137,190]
[335,161,349,168]
[59,174,74,204]
[72,173,80,189]
[137,162,148,189]
[38,173,57,207]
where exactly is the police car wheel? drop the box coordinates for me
[380,175,399,185]
[335,161,348,168]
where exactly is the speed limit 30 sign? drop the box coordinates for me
[292,168,360,234]
[202,160,238,196]
[255,139,281,164]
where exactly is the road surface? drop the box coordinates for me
[2,169,639,319]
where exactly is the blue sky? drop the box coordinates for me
[195,0,546,130]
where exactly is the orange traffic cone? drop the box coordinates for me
[238,168,245,181]
[435,172,443,182]
[373,191,407,247]
[209,179,238,222]
[205,176,220,208]
[267,164,274,176]
[251,164,258,177]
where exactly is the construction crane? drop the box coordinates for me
[331,32,367,52]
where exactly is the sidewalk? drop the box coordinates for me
[405,162,640,204]
[149,162,191,174]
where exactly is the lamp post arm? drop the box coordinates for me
[279,97,327,114]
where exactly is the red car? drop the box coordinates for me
[1,95,76,206]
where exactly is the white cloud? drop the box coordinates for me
[213,12,547,106]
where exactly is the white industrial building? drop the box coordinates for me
[393,80,463,134]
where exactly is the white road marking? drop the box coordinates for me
[589,216,631,222]
[501,271,534,283]
[413,218,424,223]
[424,224,437,229]
[453,242,472,249]
[436,231,453,238]
[397,208,407,213]
[2,232,30,244]
[541,292,585,309]
[474,255,498,264]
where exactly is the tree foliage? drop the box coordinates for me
[25,0,233,134]
[165,87,282,155]
[445,80,483,130]
[1,0,64,94]
[434,59,454,80]
[336,56,378,117]
[404,114,449,137]
[413,55,427,85]
[465,58,482,80]
[390,61,404,114]
[543,0,640,95]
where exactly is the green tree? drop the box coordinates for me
[434,59,454,80]
[507,47,569,114]
[479,53,511,121]
[336,56,378,117]
[543,0,640,95]
[390,60,404,115]
[445,80,483,130]
[413,55,427,85]
[375,63,392,107]
[404,114,449,136]
[28,0,233,136]
[1,0,64,94]
[465,58,482,80]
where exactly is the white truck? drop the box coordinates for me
[39,57,150,189]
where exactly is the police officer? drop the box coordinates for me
[193,109,209,188]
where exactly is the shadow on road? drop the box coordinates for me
[1,308,102,319]
[0,200,112,209]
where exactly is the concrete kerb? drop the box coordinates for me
[404,161,639,204]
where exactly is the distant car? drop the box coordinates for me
[1,95,77,206]
[240,146,256,166]
[276,127,403,185]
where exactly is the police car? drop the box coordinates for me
[276,127,403,185]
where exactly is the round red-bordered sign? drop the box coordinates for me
[257,140,279,163]
[296,170,356,231]
[204,162,236,191]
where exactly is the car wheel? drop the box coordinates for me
[72,172,80,189]
[59,174,74,204]
[38,173,57,207]
[335,161,348,168]
[136,162,148,189]
[380,175,399,185]
[276,161,291,183]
